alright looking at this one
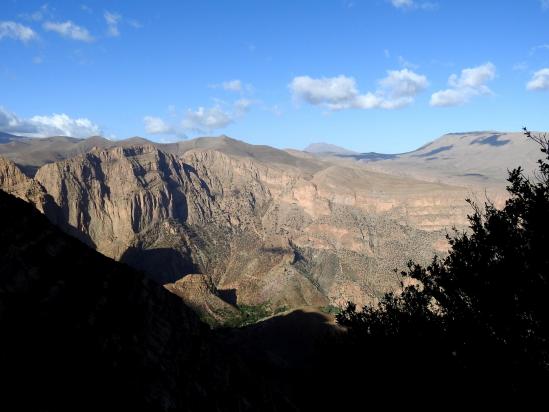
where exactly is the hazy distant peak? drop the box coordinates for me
[120,136,153,144]
[85,135,111,144]
[304,142,357,155]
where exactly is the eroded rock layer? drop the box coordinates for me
[0,139,474,310]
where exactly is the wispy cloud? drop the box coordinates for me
[290,69,428,111]
[43,20,94,42]
[127,19,143,29]
[389,0,437,11]
[19,4,53,22]
[398,55,419,69]
[0,106,101,138]
[104,11,121,37]
[430,62,496,107]
[512,62,528,72]
[390,0,414,8]
[0,21,37,43]
[209,79,254,93]
[530,44,549,56]
[144,99,253,137]
[212,79,242,92]
[541,0,549,11]
[526,68,549,91]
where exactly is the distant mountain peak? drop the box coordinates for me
[304,142,357,155]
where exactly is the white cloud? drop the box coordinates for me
[30,114,101,137]
[144,116,174,134]
[234,98,254,115]
[104,11,121,37]
[430,62,496,107]
[290,69,427,111]
[526,68,549,91]
[222,80,242,92]
[145,99,253,136]
[43,21,94,42]
[391,0,414,8]
[0,107,101,138]
[429,89,469,107]
[379,69,428,98]
[389,0,437,10]
[541,0,549,10]
[0,21,37,42]
[447,63,495,90]
[181,106,233,132]
[209,79,254,93]
[290,75,358,107]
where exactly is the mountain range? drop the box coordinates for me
[0,130,539,323]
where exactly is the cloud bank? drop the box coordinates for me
[290,69,428,110]
[0,107,101,138]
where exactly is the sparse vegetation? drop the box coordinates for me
[320,305,342,315]
[221,303,282,328]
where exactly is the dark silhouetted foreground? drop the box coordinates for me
[1,130,548,411]
[320,129,549,404]
[0,189,297,411]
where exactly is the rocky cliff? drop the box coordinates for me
[0,157,52,212]
[0,137,475,313]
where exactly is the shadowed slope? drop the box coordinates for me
[0,189,286,411]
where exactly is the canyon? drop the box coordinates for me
[0,131,536,323]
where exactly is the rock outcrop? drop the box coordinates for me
[0,157,52,213]
[165,274,241,325]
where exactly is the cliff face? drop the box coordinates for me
[0,141,473,310]
[0,157,52,213]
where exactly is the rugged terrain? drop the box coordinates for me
[0,131,528,319]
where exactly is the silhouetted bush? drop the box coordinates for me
[323,129,549,404]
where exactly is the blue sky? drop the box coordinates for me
[1,0,549,153]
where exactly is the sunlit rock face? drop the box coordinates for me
[0,135,491,311]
